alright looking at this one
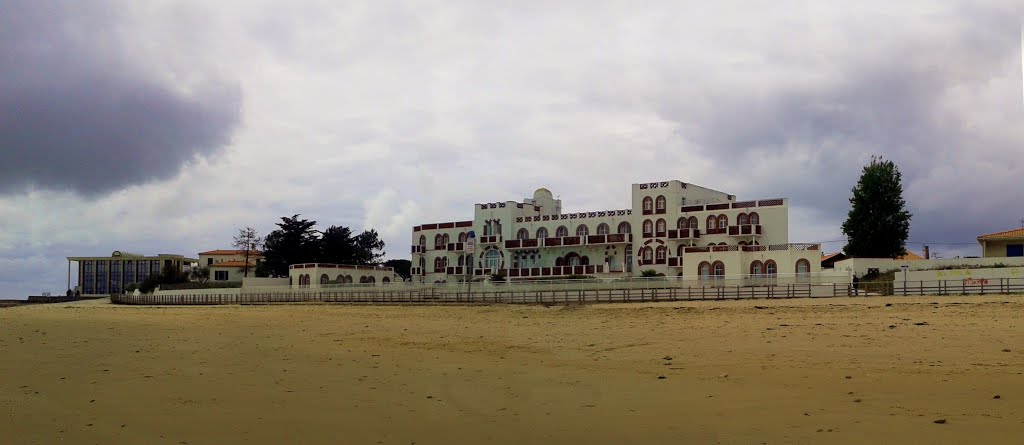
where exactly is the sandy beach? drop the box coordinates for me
[2,296,1023,444]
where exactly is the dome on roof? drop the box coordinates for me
[533,188,553,200]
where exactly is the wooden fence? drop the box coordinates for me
[110,278,1024,306]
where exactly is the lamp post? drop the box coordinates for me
[465,231,476,297]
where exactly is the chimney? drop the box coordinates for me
[924,245,930,259]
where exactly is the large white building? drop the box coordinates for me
[410,181,821,283]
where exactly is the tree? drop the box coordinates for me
[383,259,411,280]
[841,156,912,258]
[351,229,386,265]
[320,225,356,264]
[232,226,263,278]
[262,215,320,277]
[190,266,210,283]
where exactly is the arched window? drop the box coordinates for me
[320,274,329,285]
[656,219,666,235]
[368,276,375,284]
[434,257,444,270]
[419,257,426,269]
[556,226,569,237]
[706,216,717,230]
[442,233,450,245]
[712,261,725,277]
[596,223,609,235]
[617,222,631,234]
[796,259,811,276]
[580,255,589,266]
[656,246,667,260]
[749,212,760,225]
[536,227,548,239]
[677,245,686,257]
[642,196,653,212]
[419,235,426,246]
[465,254,474,268]
[677,217,687,229]
[738,241,747,246]
[655,195,666,210]
[360,276,369,283]
[517,228,529,240]
[699,261,711,278]
[485,250,501,269]
[738,213,749,225]
[336,274,344,283]
[458,255,465,267]
[434,234,443,248]
[750,261,763,276]
[688,217,698,229]
[566,253,581,267]
[765,260,777,276]
[346,275,353,283]
[643,220,653,237]
[718,215,728,229]
[576,225,589,237]
[718,242,727,246]
[382,277,390,284]
[642,247,653,263]
[458,232,467,243]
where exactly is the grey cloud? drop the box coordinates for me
[0,0,241,196]
[649,6,1022,247]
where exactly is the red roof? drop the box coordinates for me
[820,252,842,262]
[210,261,257,268]
[896,251,924,261]
[199,249,263,256]
[977,228,1024,240]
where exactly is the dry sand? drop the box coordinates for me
[2,296,1023,444]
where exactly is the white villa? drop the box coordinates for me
[410,181,821,283]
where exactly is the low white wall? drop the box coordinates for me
[903,266,1024,281]
[242,277,290,288]
[833,257,1024,277]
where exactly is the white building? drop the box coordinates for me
[66,251,195,295]
[198,249,263,283]
[289,263,401,287]
[410,181,821,283]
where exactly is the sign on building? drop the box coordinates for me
[466,230,476,254]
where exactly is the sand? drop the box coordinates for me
[2,296,1023,444]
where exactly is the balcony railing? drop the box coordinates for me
[562,236,581,246]
[411,245,425,254]
[447,242,465,251]
[445,266,467,275]
[704,227,727,235]
[667,228,700,239]
[667,257,682,267]
[478,235,501,244]
[728,225,762,236]
[499,265,606,277]
[680,243,820,254]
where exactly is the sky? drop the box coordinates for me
[1,0,1022,297]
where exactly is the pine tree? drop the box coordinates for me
[841,156,912,258]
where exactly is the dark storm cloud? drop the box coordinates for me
[653,6,1022,246]
[0,0,241,196]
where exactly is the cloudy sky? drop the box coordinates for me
[1,0,1022,297]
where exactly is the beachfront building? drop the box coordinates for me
[977,228,1024,258]
[288,263,401,288]
[409,181,821,283]
[198,249,263,283]
[66,251,196,296]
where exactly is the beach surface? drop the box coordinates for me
[2,296,1023,444]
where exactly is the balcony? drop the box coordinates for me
[478,235,501,244]
[586,233,631,245]
[667,228,700,239]
[561,236,582,246]
[501,265,605,277]
[447,242,466,251]
[445,266,467,275]
[667,257,682,267]
[704,227,727,235]
[504,238,541,249]
[411,245,425,254]
[728,225,762,236]
[410,267,425,276]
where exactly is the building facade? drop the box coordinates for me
[977,228,1024,258]
[288,263,400,288]
[409,181,821,283]
[66,251,196,296]
[198,249,263,283]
